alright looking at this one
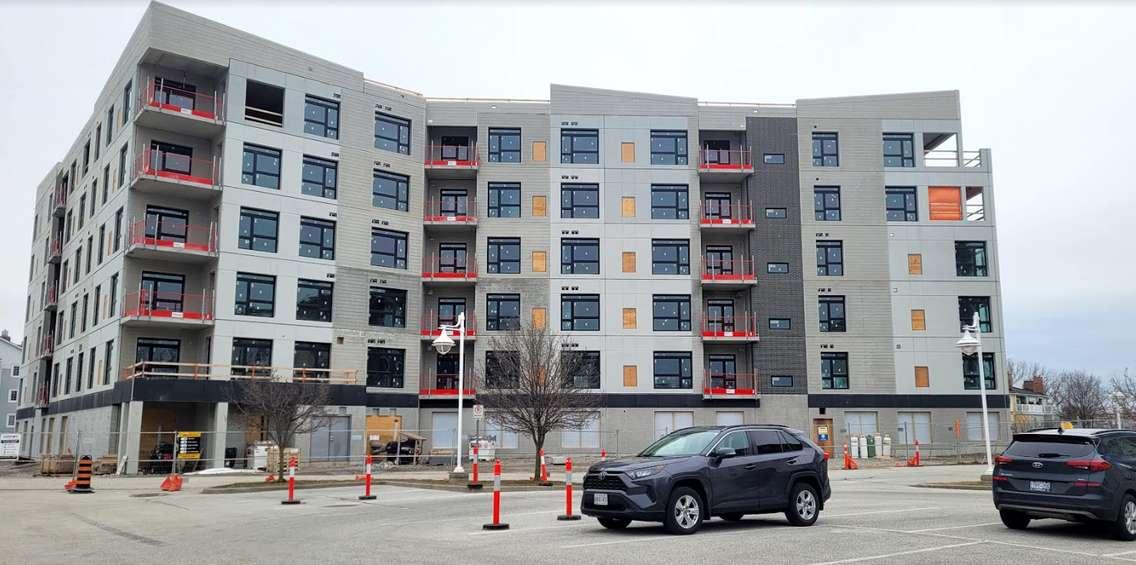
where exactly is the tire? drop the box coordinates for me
[597,517,631,530]
[785,483,820,526]
[999,509,1030,530]
[720,513,745,522]
[1113,495,1136,541]
[663,486,705,535]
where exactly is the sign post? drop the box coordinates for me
[0,433,20,458]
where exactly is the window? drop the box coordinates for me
[101,165,109,203]
[78,197,87,230]
[911,309,926,331]
[532,195,547,217]
[966,412,1000,441]
[652,295,691,331]
[368,287,406,327]
[621,142,635,163]
[244,80,284,126]
[117,144,128,188]
[821,352,849,389]
[301,157,337,199]
[436,298,466,327]
[649,130,688,165]
[965,187,985,221]
[485,351,520,389]
[561,294,600,331]
[84,237,92,274]
[81,295,89,332]
[105,106,114,145]
[622,307,637,329]
[769,318,791,330]
[814,187,841,221]
[703,192,733,220]
[929,186,962,221]
[955,241,989,277]
[135,338,180,374]
[108,274,118,318]
[561,183,599,218]
[372,171,409,211]
[374,113,410,154]
[651,239,690,275]
[623,365,638,387]
[621,196,636,218]
[486,294,521,331]
[914,366,930,388]
[763,153,785,165]
[563,351,601,389]
[241,145,281,189]
[812,132,838,166]
[621,251,636,273]
[650,185,689,219]
[94,126,102,160]
[138,273,183,315]
[486,238,520,274]
[487,183,521,217]
[958,296,992,333]
[298,217,336,260]
[144,205,188,244]
[767,262,789,274]
[121,81,132,123]
[367,348,405,388]
[231,338,273,375]
[92,286,100,326]
[296,279,333,322]
[486,420,519,449]
[293,342,331,379]
[154,77,196,111]
[818,295,846,332]
[653,352,693,389]
[488,128,521,162]
[816,241,844,276]
[560,129,599,164]
[68,303,77,338]
[437,243,468,273]
[238,208,278,252]
[770,375,794,388]
[103,340,113,384]
[883,133,915,167]
[885,187,918,221]
[653,411,693,438]
[963,353,997,390]
[561,238,599,274]
[7,390,16,403]
[234,273,275,317]
[562,413,600,448]
[765,207,787,219]
[908,253,923,275]
[303,95,339,139]
[532,140,547,162]
[370,229,408,269]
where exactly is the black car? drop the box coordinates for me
[993,428,1136,540]
[581,424,831,534]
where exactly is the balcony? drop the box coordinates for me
[700,258,757,288]
[135,78,225,138]
[38,334,54,359]
[424,143,479,178]
[700,312,760,342]
[126,219,218,262]
[35,386,50,408]
[130,148,221,199]
[703,373,759,400]
[419,372,476,399]
[51,189,66,217]
[122,290,214,328]
[46,237,62,264]
[699,203,755,229]
[420,312,477,340]
[421,255,478,285]
[423,196,478,228]
[698,149,753,179]
[43,286,58,312]
[923,149,986,169]
[121,362,359,385]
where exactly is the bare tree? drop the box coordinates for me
[1049,370,1109,422]
[473,324,599,481]
[230,378,331,481]
[1006,358,1053,389]
[1111,368,1136,420]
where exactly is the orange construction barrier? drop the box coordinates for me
[281,456,300,505]
[67,456,94,493]
[539,448,550,483]
[359,454,376,500]
[842,444,858,470]
[557,457,581,521]
[468,444,483,490]
[906,440,922,467]
[482,459,509,530]
[160,473,183,492]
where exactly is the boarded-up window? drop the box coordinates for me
[532,307,547,329]
[621,142,635,163]
[621,196,636,218]
[532,251,547,272]
[928,186,962,221]
[914,366,929,388]
[621,251,636,273]
[907,253,923,275]
[623,365,638,387]
[532,141,547,162]
[532,195,547,217]
[911,309,926,331]
[622,308,637,329]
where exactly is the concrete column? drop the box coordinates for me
[123,400,144,474]
[209,402,228,469]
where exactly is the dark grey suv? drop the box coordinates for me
[581,425,831,534]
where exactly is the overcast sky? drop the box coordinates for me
[1,1,1133,375]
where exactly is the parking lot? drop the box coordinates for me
[4,464,1136,564]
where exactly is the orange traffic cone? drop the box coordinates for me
[906,440,922,467]
[160,473,183,492]
[842,444,859,470]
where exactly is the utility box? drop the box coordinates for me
[246,442,272,470]
[849,435,860,458]
[858,435,869,458]
[866,435,877,458]
[882,435,892,458]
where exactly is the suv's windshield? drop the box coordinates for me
[1004,435,1095,459]
[639,430,721,457]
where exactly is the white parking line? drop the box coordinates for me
[807,541,983,564]
[823,506,939,518]
[906,521,1001,532]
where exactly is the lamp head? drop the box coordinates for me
[432,331,455,355]
[956,327,980,356]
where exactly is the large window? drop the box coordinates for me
[959,296,992,333]
[301,157,337,199]
[561,183,599,218]
[488,183,521,217]
[652,239,690,275]
[370,229,408,269]
[955,241,989,277]
[560,129,599,164]
[814,187,841,221]
[653,352,693,389]
[488,128,521,163]
[231,338,272,375]
[238,208,278,252]
[294,342,331,379]
[562,413,600,448]
[485,351,520,389]
[816,241,844,276]
[650,184,689,219]
[437,243,468,273]
[241,144,281,189]
[818,295,847,332]
[883,133,915,167]
[135,338,180,374]
[140,271,185,313]
[304,96,339,139]
[487,238,521,274]
[561,294,600,331]
[486,294,521,331]
[245,81,284,126]
[298,217,336,260]
[368,287,406,327]
[885,187,918,221]
[561,238,599,274]
[150,141,192,175]
[563,351,601,389]
[821,352,849,389]
[145,205,188,243]
[652,295,692,332]
[372,171,409,211]
[374,113,410,154]
[296,279,333,322]
[367,347,404,388]
[650,130,688,165]
[963,353,997,390]
[234,273,275,317]
[811,132,838,167]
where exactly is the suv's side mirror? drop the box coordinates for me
[713,446,737,459]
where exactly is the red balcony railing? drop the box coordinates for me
[121,361,358,385]
[39,334,54,357]
[422,254,478,282]
[699,203,755,226]
[44,286,58,309]
[47,237,63,262]
[420,372,476,397]
[424,143,479,168]
[420,311,477,338]
[136,147,220,187]
[424,196,477,224]
[52,189,66,211]
[703,373,758,398]
[700,258,757,283]
[140,79,224,121]
[129,219,217,254]
[698,148,753,171]
[700,311,760,340]
[123,289,214,322]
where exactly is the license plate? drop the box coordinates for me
[593,493,608,506]
[1029,480,1051,492]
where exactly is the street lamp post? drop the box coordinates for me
[432,312,466,475]
[1112,391,1126,430]
[956,311,993,478]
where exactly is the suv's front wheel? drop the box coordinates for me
[785,483,820,526]
[664,486,704,535]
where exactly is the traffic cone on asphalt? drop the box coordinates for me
[482,459,509,530]
[67,456,95,493]
[539,449,550,485]
[160,473,183,492]
[906,440,922,467]
[842,444,858,470]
